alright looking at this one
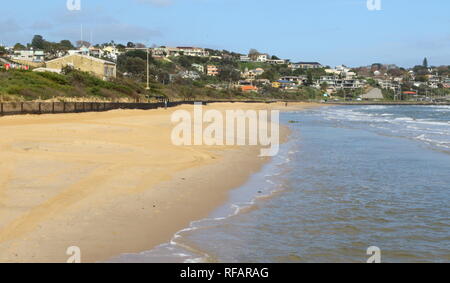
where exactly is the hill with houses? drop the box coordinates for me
[0,35,449,102]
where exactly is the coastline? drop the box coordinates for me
[0,102,321,263]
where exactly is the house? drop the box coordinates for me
[318,76,364,91]
[68,45,90,56]
[256,54,269,62]
[427,75,442,89]
[179,70,201,80]
[46,54,116,80]
[289,62,322,69]
[192,63,205,73]
[89,46,103,57]
[149,47,167,57]
[148,46,209,58]
[267,59,287,65]
[376,79,400,91]
[11,50,45,63]
[241,68,265,80]
[443,78,450,89]
[207,65,219,76]
[272,80,298,90]
[240,85,258,92]
[325,65,356,79]
[102,46,123,61]
[237,81,258,92]
[177,47,209,57]
[240,55,251,62]
[279,76,307,85]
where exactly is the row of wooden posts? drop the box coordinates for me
[0,100,274,116]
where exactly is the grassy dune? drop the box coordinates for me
[0,69,145,102]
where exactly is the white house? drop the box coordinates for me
[256,54,269,62]
[11,50,45,63]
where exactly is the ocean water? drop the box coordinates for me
[112,105,450,263]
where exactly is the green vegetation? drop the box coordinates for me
[0,68,144,101]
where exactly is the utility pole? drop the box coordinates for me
[146,48,150,90]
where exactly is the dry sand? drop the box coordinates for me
[0,102,321,262]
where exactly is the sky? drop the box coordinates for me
[0,0,449,68]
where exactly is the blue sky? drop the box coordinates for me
[1,0,449,67]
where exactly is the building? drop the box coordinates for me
[272,79,299,90]
[241,68,265,80]
[256,54,269,62]
[240,55,251,62]
[67,45,90,56]
[376,79,401,91]
[237,81,258,92]
[318,76,364,91]
[427,75,442,89]
[443,78,450,89]
[46,54,116,80]
[325,65,356,79]
[207,65,219,76]
[177,47,209,57]
[149,46,209,58]
[267,59,287,65]
[289,62,322,70]
[11,50,45,63]
[178,70,201,80]
[279,76,307,85]
[362,88,384,100]
[102,46,123,61]
[192,63,205,73]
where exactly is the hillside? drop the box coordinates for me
[0,68,146,102]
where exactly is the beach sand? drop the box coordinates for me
[0,102,320,262]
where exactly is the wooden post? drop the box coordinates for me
[21,102,24,114]
[52,102,55,114]
[38,102,41,114]
[0,103,3,116]
[63,102,66,113]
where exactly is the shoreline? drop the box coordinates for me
[0,102,321,263]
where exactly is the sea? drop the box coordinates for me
[111,105,450,263]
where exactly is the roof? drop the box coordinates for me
[296,62,321,65]
[46,53,116,66]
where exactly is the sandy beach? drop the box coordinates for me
[0,102,320,263]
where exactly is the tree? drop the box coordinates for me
[127,42,136,48]
[320,82,329,92]
[423,57,428,68]
[218,66,241,82]
[76,40,91,47]
[31,35,45,50]
[59,40,74,50]
[13,43,26,50]
[248,48,259,60]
